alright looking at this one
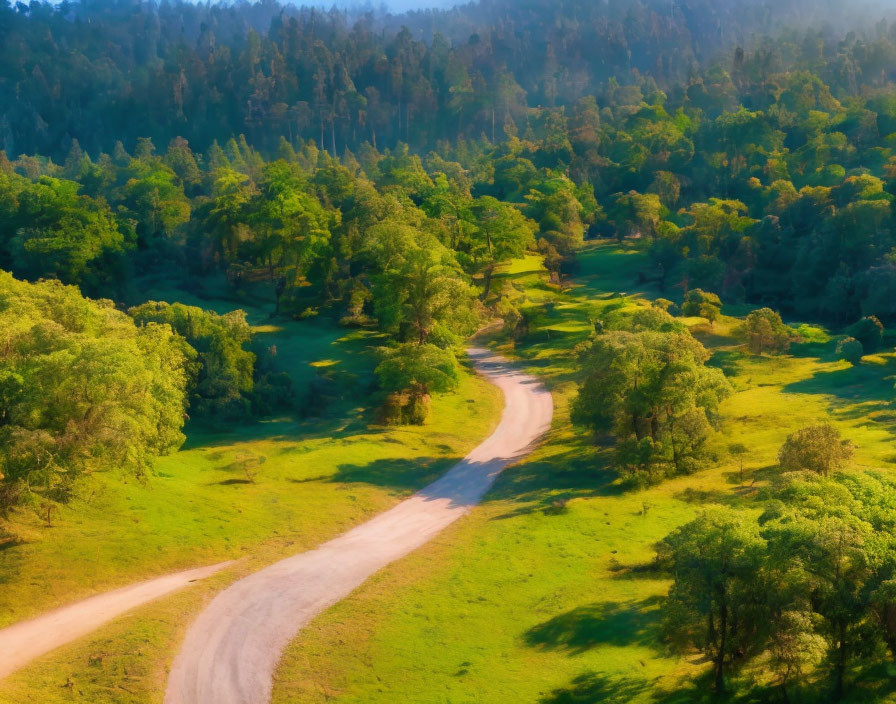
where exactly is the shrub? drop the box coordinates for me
[739,308,794,355]
[778,424,853,476]
[836,337,864,365]
[846,316,884,351]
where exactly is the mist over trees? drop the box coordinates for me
[3,0,896,161]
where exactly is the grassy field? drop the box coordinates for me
[270,242,896,704]
[0,282,503,704]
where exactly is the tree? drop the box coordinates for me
[4,173,133,297]
[524,175,589,255]
[761,478,874,700]
[573,329,731,482]
[130,302,258,420]
[680,199,755,257]
[118,160,191,248]
[729,442,749,482]
[739,308,793,355]
[375,344,460,424]
[836,337,864,365]
[682,289,722,327]
[660,510,766,694]
[371,242,477,347]
[251,161,332,312]
[778,424,853,476]
[609,191,663,241]
[469,196,536,299]
[0,272,192,511]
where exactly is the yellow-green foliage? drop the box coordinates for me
[0,286,503,704]
[0,272,192,506]
[270,242,896,704]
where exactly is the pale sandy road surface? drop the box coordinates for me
[163,348,553,704]
[0,560,233,680]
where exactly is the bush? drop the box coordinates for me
[375,344,460,425]
[836,337,864,365]
[778,424,853,476]
[739,308,794,355]
[846,316,884,351]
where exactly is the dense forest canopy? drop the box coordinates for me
[3,0,896,159]
[12,0,896,700]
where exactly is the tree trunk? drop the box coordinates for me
[481,266,494,300]
[834,624,847,700]
[714,597,728,694]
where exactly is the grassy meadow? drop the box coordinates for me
[0,282,502,704]
[270,242,896,704]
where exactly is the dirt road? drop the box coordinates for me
[0,560,233,680]
[163,348,553,704]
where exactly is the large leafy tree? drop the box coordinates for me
[660,510,767,694]
[1,173,133,297]
[251,161,333,311]
[129,301,256,419]
[468,196,536,299]
[374,343,460,425]
[0,272,193,511]
[372,245,477,346]
[573,327,731,482]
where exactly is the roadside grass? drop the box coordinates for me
[0,284,503,704]
[271,241,896,704]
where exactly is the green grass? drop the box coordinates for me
[269,242,896,704]
[0,282,503,704]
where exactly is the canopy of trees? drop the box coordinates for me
[0,272,192,511]
[661,471,896,700]
[573,311,731,483]
[129,302,259,419]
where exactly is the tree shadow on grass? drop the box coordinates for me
[328,457,457,494]
[539,671,652,703]
[525,597,663,654]
[485,447,625,520]
[782,360,896,406]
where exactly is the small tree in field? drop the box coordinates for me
[683,289,722,327]
[778,424,853,476]
[729,442,749,482]
[836,337,864,366]
[375,344,460,425]
[739,308,793,355]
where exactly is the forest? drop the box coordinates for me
[6,0,896,702]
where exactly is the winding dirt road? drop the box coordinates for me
[0,560,233,680]
[163,348,553,704]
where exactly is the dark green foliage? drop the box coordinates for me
[846,316,884,352]
[129,302,256,420]
[573,327,731,483]
[0,172,134,297]
[836,337,864,365]
[374,344,461,425]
